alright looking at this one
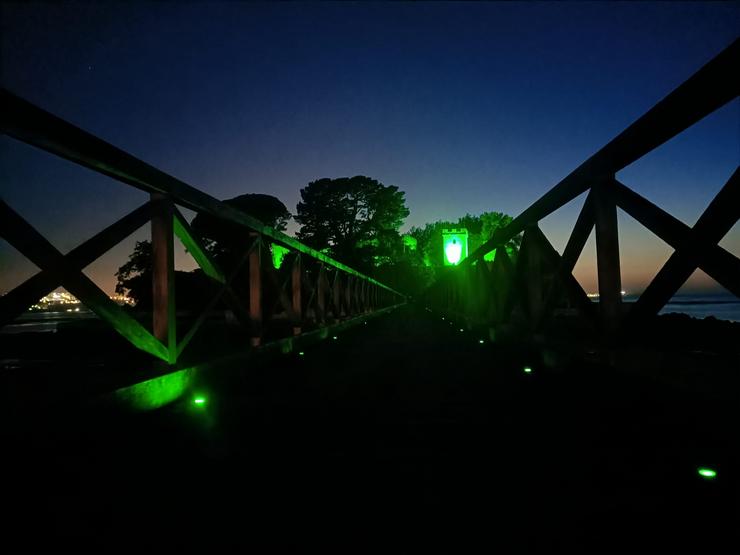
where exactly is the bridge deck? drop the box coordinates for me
[4,304,737,552]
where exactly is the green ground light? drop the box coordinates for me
[523,366,533,374]
[298,351,305,356]
[698,468,717,479]
[193,396,207,406]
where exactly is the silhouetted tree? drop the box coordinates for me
[294,176,409,272]
[115,240,153,306]
[114,240,216,310]
[116,193,290,307]
[191,193,291,270]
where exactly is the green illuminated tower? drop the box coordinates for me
[442,228,468,266]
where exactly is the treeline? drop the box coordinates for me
[115,176,518,304]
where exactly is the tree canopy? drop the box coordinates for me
[116,193,290,306]
[294,176,409,272]
[113,183,519,303]
[409,211,519,268]
[191,193,291,266]
[114,239,153,306]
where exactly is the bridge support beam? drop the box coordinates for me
[249,234,262,347]
[292,254,302,335]
[151,193,177,363]
[593,177,622,331]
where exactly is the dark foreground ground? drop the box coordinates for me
[3,304,738,552]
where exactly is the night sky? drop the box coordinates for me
[1,2,738,295]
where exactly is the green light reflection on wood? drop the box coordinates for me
[114,368,194,411]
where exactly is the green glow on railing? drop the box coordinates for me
[173,212,225,283]
[698,468,717,479]
[114,368,193,411]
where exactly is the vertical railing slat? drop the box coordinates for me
[151,193,177,363]
[593,178,622,331]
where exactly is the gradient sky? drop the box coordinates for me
[1,1,738,296]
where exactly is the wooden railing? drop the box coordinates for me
[424,39,739,337]
[0,91,406,366]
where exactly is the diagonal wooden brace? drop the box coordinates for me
[0,200,168,361]
[0,201,151,328]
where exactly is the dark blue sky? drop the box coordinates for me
[1,2,738,294]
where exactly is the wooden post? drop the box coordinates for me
[358,280,366,313]
[345,276,353,316]
[249,233,262,347]
[333,271,342,321]
[593,177,622,331]
[151,193,176,364]
[292,254,302,336]
[519,226,545,328]
[317,264,327,323]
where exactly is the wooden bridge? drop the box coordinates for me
[0,38,738,553]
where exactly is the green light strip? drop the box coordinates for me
[172,210,225,283]
[114,367,194,411]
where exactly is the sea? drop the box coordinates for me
[654,293,740,322]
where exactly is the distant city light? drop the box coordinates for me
[298,351,305,356]
[479,340,484,344]
[25,288,134,311]
[586,291,628,299]
[332,336,338,340]
[523,366,533,374]
[698,468,717,479]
